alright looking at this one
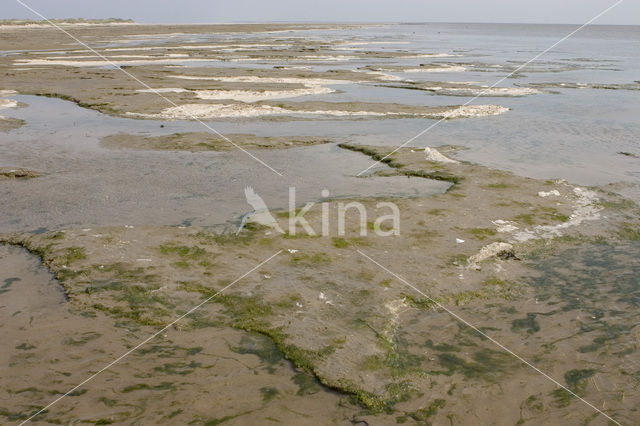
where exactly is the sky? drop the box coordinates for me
[2,0,638,25]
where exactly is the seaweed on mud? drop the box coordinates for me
[15,342,36,350]
[425,340,460,353]
[0,406,43,422]
[216,293,274,330]
[194,229,256,246]
[336,379,390,413]
[396,399,447,423]
[332,237,349,248]
[92,303,168,327]
[431,348,517,380]
[380,338,426,378]
[552,369,598,406]
[147,361,202,376]
[578,323,631,353]
[617,222,640,241]
[468,227,497,240]
[337,143,404,169]
[260,386,279,403]
[62,331,102,346]
[0,277,20,294]
[511,313,540,334]
[290,252,332,265]
[231,333,283,365]
[402,169,462,184]
[33,92,117,114]
[292,372,321,395]
[121,382,175,393]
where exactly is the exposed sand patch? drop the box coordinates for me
[440,105,509,118]
[193,87,335,102]
[424,147,460,164]
[126,103,388,119]
[0,98,18,109]
[166,74,355,101]
[136,88,190,94]
[126,102,509,120]
[0,92,21,131]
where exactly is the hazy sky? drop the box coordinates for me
[2,0,637,25]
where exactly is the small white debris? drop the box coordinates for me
[125,225,134,229]
[318,292,333,304]
[538,190,561,198]
[295,302,303,308]
[456,238,465,244]
[263,274,271,279]
[287,249,298,254]
[136,258,153,262]
[82,228,91,232]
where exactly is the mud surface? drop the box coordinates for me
[101,132,332,151]
[2,145,639,424]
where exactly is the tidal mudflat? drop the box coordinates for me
[1,20,639,425]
